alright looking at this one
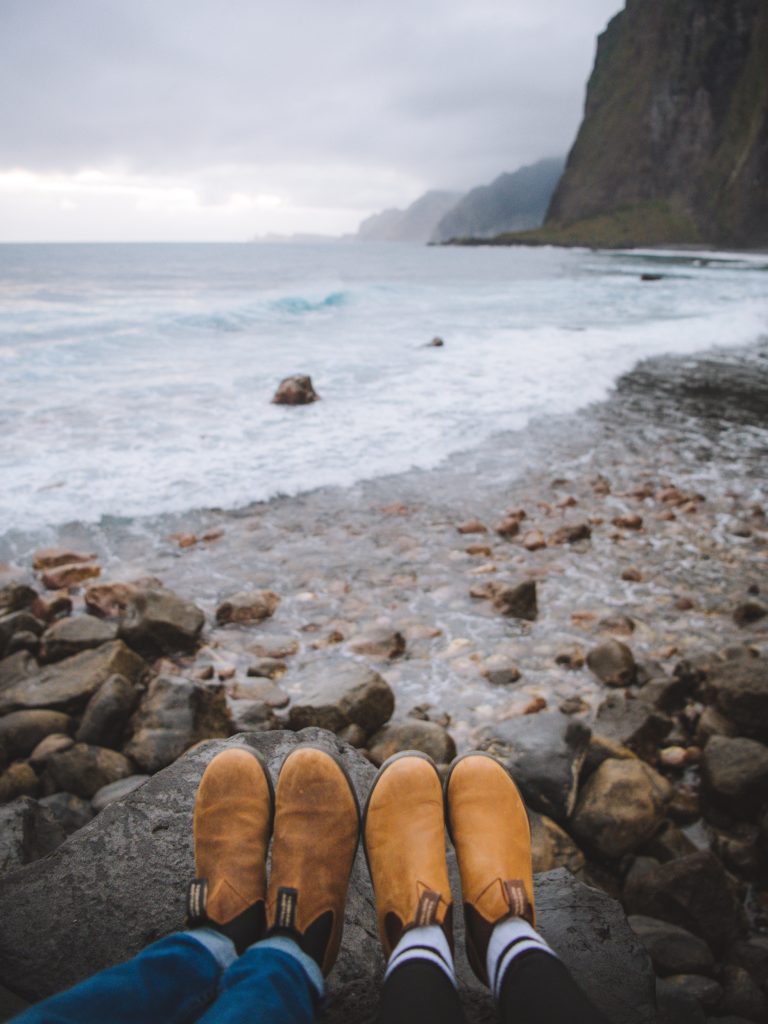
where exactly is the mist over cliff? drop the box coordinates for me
[544,0,768,248]
[431,158,565,242]
[357,190,462,243]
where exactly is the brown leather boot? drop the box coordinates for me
[266,745,360,976]
[187,746,274,953]
[445,751,535,986]
[363,751,453,958]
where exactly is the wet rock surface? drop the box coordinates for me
[0,732,656,1024]
[124,675,232,773]
[0,797,66,874]
[287,661,394,737]
[479,712,590,823]
[0,710,72,764]
[628,915,715,977]
[0,342,766,1013]
[572,758,672,859]
[0,641,146,716]
[39,614,118,663]
[367,719,456,766]
[119,588,205,656]
[271,374,320,405]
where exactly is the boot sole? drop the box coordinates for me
[361,749,441,877]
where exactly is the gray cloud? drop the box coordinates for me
[0,0,621,215]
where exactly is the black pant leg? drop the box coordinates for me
[497,950,610,1024]
[378,959,467,1024]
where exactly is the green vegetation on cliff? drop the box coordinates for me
[452,201,701,249]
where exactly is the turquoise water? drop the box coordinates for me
[0,241,765,537]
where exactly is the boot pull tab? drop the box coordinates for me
[275,886,299,929]
[414,888,443,926]
[502,879,533,924]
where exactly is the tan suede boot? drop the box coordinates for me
[445,751,535,985]
[266,745,360,976]
[187,746,274,953]
[363,751,453,958]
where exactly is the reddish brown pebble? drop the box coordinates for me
[457,520,488,535]
[85,581,138,618]
[621,568,643,582]
[657,487,685,505]
[32,547,97,571]
[523,697,547,715]
[522,530,547,552]
[550,523,591,545]
[41,562,101,590]
[465,544,492,556]
[674,596,694,611]
[169,533,197,548]
[202,530,224,542]
[495,516,521,538]
[571,611,595,627]
[612,514,643,530]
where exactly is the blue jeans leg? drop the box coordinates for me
[196,937,323,1024]
[11,929,235,1024]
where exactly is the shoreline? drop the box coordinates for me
[2,340,766,752]
[1,339,767,1010]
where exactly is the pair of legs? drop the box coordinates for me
[13,745,608,1023]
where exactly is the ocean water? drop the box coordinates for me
[1,241,766,542]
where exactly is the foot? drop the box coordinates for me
[188,746,274,953]
[266,745,360,975]
[445,751,535,986]
[363,751,453,958]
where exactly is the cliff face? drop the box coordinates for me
[432,157,565,242]
[546,0,768,248]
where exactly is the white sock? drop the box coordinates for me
[486,917,556,1001]
[385,924,457,988]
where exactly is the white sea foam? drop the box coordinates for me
[0,242,765,536]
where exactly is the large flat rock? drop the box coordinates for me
[0,730,656,1023]
[0,642,146,715]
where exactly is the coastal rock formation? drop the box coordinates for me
[118,587,205,656]
[479,712,591,824]
[39,614,118,663]
[124,675,232,773]
[367,720,456,766]
[287,661,394,736]
[271,375,320,405]
[587,639,637,687]
[0,731,657,1024]
[571,758,672,859]
[0,641,146,716]
[543,0,768,247]
[216,589,280,625]
[628,915,715,978]
[432,157,565,242]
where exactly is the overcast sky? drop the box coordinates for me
[0,0,621,241]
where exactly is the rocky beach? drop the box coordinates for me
[0,336,767,1020]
